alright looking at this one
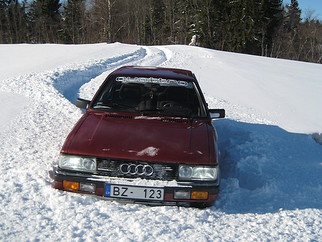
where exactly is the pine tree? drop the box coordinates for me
[28,0,62,43]
[0,0,9,43]
[285,0,301,30]
[284,0,302,60]
[0,0,28,43]
[62,0,86,44]
[255,0,283,56]
[198,0,216,48]
[144,0,165,44]
[212,0,230,50]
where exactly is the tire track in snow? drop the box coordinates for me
[135,46,169,67]
[155,46,173,65]
[52,46,172,103]
[79,46,173,100]
[52,47,147,104]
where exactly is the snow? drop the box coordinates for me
[0,43,322,241]
[137,147,160,157]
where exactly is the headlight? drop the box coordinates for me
[59,155,96,173]
[179,165,218,181]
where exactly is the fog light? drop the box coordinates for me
[191,191,208,200]
[80,183,96,193]
[174,190,190,199]
[63,180,79,191]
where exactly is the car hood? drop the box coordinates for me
[62,112,215,165]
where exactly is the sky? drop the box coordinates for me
[283,0,322,20]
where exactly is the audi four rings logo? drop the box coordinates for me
[119,163,154,176]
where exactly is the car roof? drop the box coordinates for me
[110,66,196,81]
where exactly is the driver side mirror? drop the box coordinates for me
[76,98,91,109]
[209,109,225,119]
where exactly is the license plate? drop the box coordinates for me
[105,184,164,201]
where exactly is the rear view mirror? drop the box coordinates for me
[76,98,91,109]
[209,109,225,119]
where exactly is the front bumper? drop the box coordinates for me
[53,168,219,207]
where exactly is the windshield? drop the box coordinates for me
[91,76,206,117]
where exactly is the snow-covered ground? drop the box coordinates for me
[0,43,321,241]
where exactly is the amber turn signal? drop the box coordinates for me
[63,180,79,191]
[191,191,208,200]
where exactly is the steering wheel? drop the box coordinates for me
[162,101,178,108]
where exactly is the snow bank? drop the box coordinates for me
[0,92,30,130]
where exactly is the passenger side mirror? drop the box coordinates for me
[209,109,225,119]
[76,98,91,109]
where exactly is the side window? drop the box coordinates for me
[94,78,115,106]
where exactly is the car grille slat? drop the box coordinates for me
[96,158,177,180]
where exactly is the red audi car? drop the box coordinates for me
[53,66,225,207]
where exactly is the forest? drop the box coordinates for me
[1,0,321,63]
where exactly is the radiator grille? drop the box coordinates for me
[96,158,177,180]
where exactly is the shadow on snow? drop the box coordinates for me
[213,119,322,214]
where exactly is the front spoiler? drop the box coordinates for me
[53,168,220,207]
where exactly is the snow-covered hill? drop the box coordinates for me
[0,43,321,241]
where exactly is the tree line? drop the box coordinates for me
[1,0,321,63]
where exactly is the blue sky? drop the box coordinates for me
[283,0,322,20]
